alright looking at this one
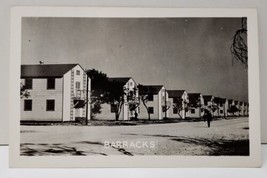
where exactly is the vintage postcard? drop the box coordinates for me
[9,7,260,167]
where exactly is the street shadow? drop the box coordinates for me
[21,141,109,156]
[122,133,249,156]
[21,143,87,156]
[20,140,134,156]
[170,136,249,156]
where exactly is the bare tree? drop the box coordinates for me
[20,83,30,99]
[138,84,154,120]
[172,98,185,119]
[230,18,248,67]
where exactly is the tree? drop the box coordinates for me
[138,84,153,120]
[108,80,137,120]
[128,88,140,120]
[86,69,110,119]
[230,18,247,67]
[172,98,188,118]
[188,94,203,117]
[87,69,139,120]
[20,83,30,99]
[210,102,218,116]
[162,92,171,117]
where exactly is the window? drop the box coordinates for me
[129,81,133,87]
[191,109,195,114]
[76,70,80,75]
[220,103,223,107]
[148,107,154,114]
[46,100,55,111]
[173,107,178,114]
[76,82,81,90]
[47,78,55,89]
[24,100,32,111]
[25,78,33,89]
[220,110,223,114]
[147,94,153,101]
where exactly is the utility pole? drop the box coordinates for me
[85,75,89,125]
[165,89,167,118]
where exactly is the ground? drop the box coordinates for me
[20,117,249,156]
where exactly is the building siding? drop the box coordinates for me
[139,94,160,120]
[21,64,91,122]
[21,78,63,121]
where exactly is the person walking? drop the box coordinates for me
[206,110,212,127]
[203,109,212,127]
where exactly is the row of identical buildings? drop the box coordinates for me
[20,64,249,122]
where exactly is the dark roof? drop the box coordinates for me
[203,95,213,101]
[188,93,201,100]
[139,85,164,94]
[167,90,185,98]
[220,98,227,103]
[108,77,132,84]
[21,64,79,78]
[234,100,239,105]
[228,99,233,103]
[213,97,220,103]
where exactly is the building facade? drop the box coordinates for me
[168,90,189,119]
[96,77,139,120]
[187,93,204,118]
[20,64,91,122]
[139,85,169,120]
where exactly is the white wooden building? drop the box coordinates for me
[139,85,169,120]
[187,93,204,118]
[216,98,228,117]
[167,90,188,119]
[20,64,91,122]
[96,77,139,120]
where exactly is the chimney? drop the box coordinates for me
[39,61,44,65]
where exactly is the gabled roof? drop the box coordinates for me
[203,95,213,101]
[188,93,201,100]
[139,85,164,95]
[213,97,220,103]
[167,90,185,98]
[228,99,233,103]
[234,100,239,105]
[21,64,79,78]
[220,98,227,103]
[108,77,132,84]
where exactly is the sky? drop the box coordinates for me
[21,17,248,102]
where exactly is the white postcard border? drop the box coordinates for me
[9,7,261,168]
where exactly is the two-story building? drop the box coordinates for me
[20,64,91,122]
[188,93,204,118]
[216,98,228,117]
[139,85,169,120]
[168,90,188,119]
[96,77,139,120]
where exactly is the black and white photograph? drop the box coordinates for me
[9,7,260,168]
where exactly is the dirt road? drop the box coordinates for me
[20,117,249,156]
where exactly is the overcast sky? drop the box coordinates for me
[21,17,248,102]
